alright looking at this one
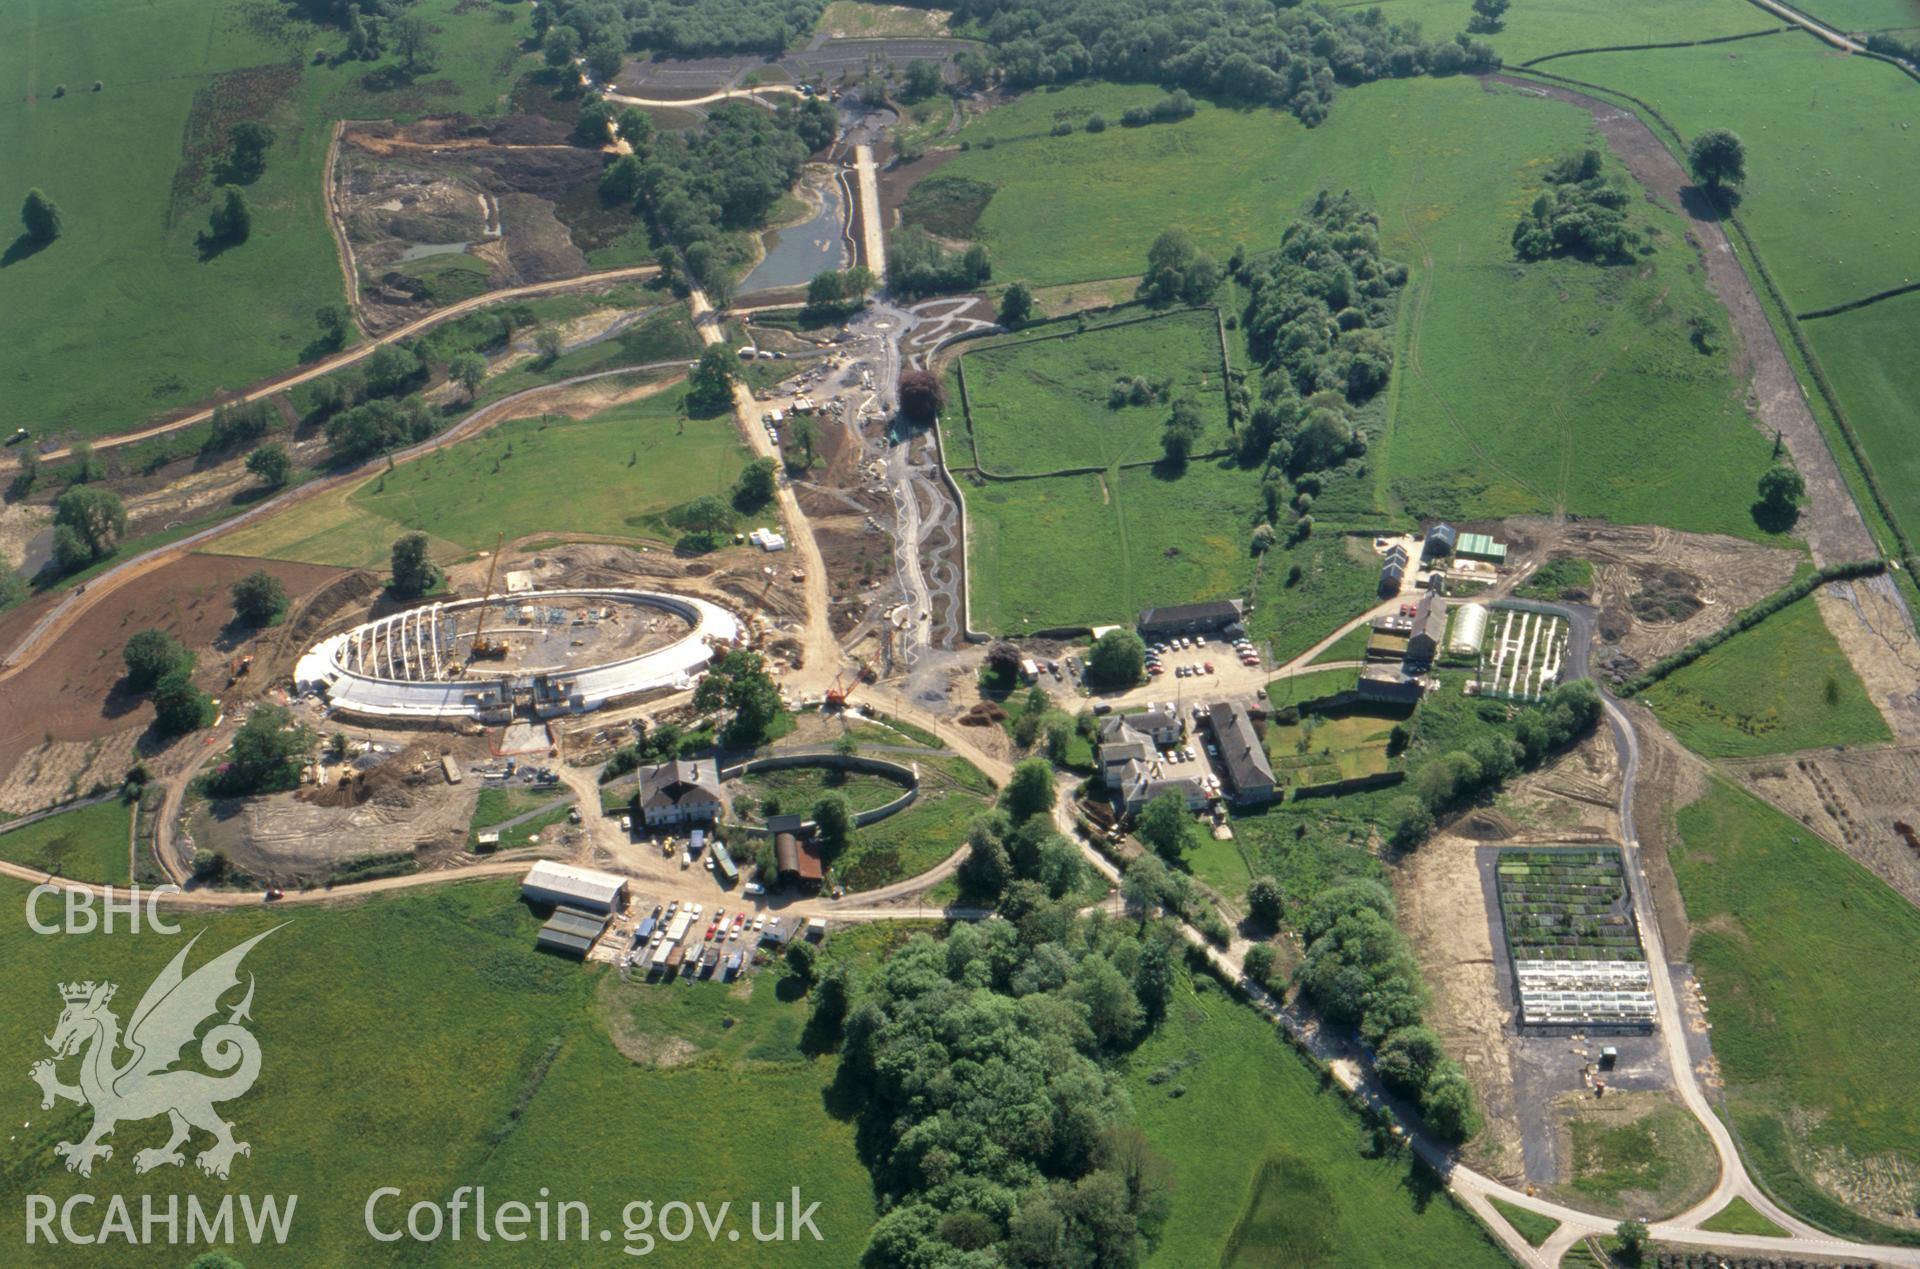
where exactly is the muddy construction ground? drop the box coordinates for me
[1396,726,1626,1183]
[0,555,351,814]
[1490,519,1800,683]
[338,115,608,331]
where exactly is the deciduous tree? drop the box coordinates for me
[389,533,438,598]
[21,189,62,244]
[1688,128,1746,192]
[230,570,288,627]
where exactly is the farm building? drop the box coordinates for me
[1357,668,1424,705]
[1423,523,1457,561]
[1206,701,1278,804]
[1450,603,1490,655]
[1115,763,1208,814]
[1405,593,1449,663]
[638,759,725,827]
[521,860,628,914]
[1456,532,1508,565]
[1138,599,1244,640]
[535,905,610,959]
[1378,558,1405,596]
[1098,717,1157,782]
[775,830,825,889]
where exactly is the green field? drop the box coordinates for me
[1554,1095,1718,1217]
[1803,291,1920,542]
[1263,704,1401,788]
[0,875,884,1266]
[940,76,1781,542]
[1547,38,1920,315]
[1641,594,1890,757]
[963,459,1255,631]
[834,783,984,892]
[1128,972,1507,1267]
[1,0,531,440]
[1778,0,1920,33]
[0,798,131,885]
[1670,778,1920,1241]
[954,309,1231,473]
[1699,1195,1790,1238]
[1306,622,1374,666]
[219,383,747,568]
[1488,1195,1560,1248]
[1249,533,1391,663]
[1361,0,1792,66]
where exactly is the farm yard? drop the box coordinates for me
[950,308,1232,474]
[1641,593,1891,757]
[1668,777,1920,1240]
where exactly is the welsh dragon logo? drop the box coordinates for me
[29,928,279,1179]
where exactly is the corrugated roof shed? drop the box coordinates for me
[522,860,627,913]
[536,905,609,958]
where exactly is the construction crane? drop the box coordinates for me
[824,668,854,709]
[469,531,509,661]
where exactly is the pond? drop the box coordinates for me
[738,178,847,296]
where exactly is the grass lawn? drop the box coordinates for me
[1640,595,1890,757]
[815,0,951,37]
[463,966,878,1267]
[1182,833,1259,907]
[1699,1195,1789,1238]
[1226,789,1400,910]
[1552,1094,1718,1217]
[1547,39,1920,314]
[1803,290,1920,546]
[208,481,466,571]
[735,765,908,817]
[939,76,1785,541]
[963,458,1255,632]
[355,388,750,551]
[1488,1195,1560,1248]
[0,877,604,1267]
[1263,701,1404,790]
[1306,622,1374,666]
[468,785,573,849]
[1669,777,1920,1242]
[1,0,531,440]
[834,786,982,893]
[1128,971,1508,1267]
[1250,533,1390,664]
[221,384,747,568]
[954,308,1231,474]
[0,798,131,885]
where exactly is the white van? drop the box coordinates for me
[743,881,766,897]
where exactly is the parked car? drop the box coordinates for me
[753,916,766,932]
[689,904,702,918]
[665,900,679,917]
[619,814,632,832]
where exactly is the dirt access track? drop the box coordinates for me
[1486,75,1879,569]
[0,555,347,811]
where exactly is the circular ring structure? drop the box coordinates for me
[294,589,741,720]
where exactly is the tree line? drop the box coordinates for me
[931,0,1499,126]
[601,98,836,301]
